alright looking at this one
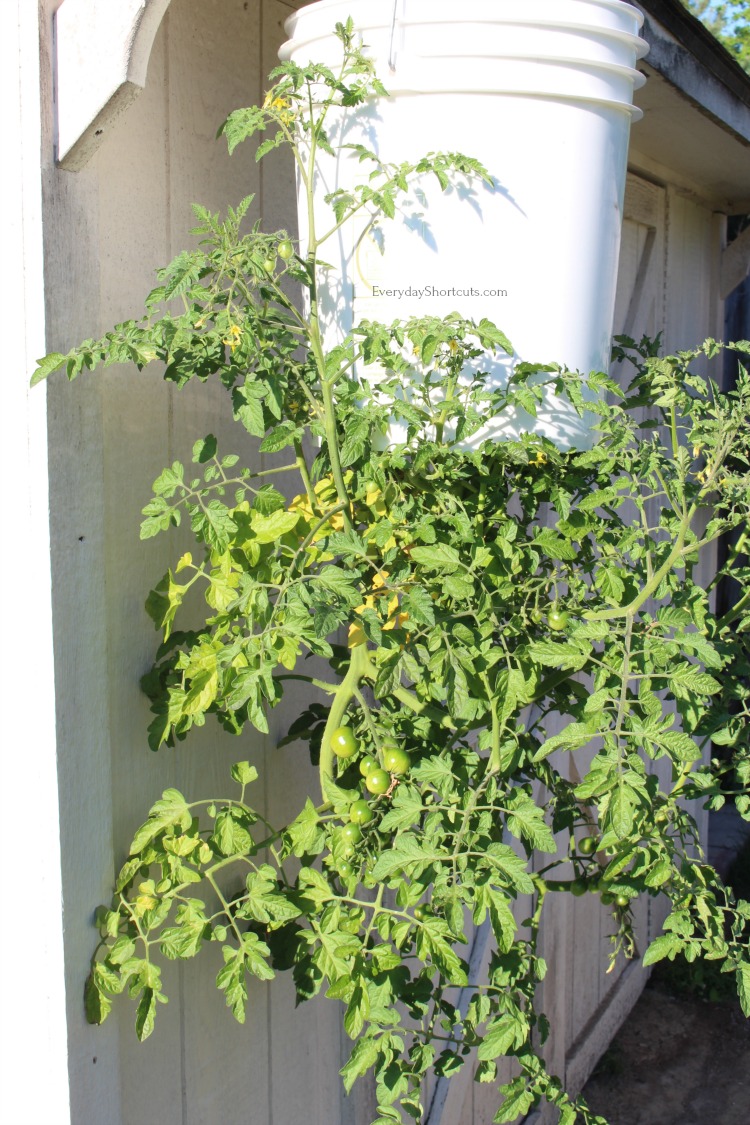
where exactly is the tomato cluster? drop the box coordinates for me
[328,727,412,875]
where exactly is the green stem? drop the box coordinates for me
[613,613,634,772]
[716,586,750,631]
[273,673,340,693]
[352,686,383,754]
[707,529,748,594]
[529,876,548,946]
[669,403,679,459]
[480,670,502,772]
[294,438,320,515]
[298,95,353,531]
[359,653,457,730]
[320,374,354,529]
[206,872,245,946]
[585,517,691,621]
[362,884,385,946]
[434,371,459,445]
[318,644,369,787]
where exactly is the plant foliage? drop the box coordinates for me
[35,22,750,1125]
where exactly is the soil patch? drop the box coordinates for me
[581,981,750,1125]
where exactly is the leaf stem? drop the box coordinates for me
[318,644,369,786]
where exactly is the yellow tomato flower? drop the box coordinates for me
[289,476,345,540]
[348,571,408,648]
[223,324,242,350]
[530,451,548,467]
[263,91,294,124]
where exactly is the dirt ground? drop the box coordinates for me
[581,980,750,1125]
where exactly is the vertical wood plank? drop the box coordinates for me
[2,1,76,1121]
[664,189,716,357]
[91,17,185,1125]
[160,2,275,1122]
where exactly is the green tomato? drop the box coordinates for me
[578,835,598,855]
[383,745,411,775]
[359,755,378,777]
[600,892,614,906]
[338,860,354,879]
[330,726,358,759]
[340,822,362,846]
[278,238,294,260]
[413,905,432,922]
[571,878,588,897]
[530,607,544,624]
[365,768,390,795]
[263,255,276,273]
[548,606,570,631]
[615,894,631,909]
[350,800,375,826]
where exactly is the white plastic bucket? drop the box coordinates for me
[279,0,647,449]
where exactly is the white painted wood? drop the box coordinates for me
[424,920,493,1125]
[614,173,666,343]
[664,188,718,356]
[564,958,648,1094]
[45,1,293,1121]
[0,3,72,1122]
[721,222,750,300]
[48,0,368,1119]
[56,0,171,169]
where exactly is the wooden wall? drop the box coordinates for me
[43,1,371,1122]
[40,1,726,1118]
[432,169,726,1125]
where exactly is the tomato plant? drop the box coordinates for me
[34,21,750,1125]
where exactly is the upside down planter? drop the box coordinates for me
[280,0,647,449]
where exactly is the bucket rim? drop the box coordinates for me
[283,0,646,35]
[396,54,648,90]
[281,25,649,62]
[301,87,645,119]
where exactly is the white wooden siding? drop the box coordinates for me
[43,0,364,1122]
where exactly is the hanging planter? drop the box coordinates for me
[279,0,647,449]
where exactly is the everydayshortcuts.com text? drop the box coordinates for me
[371,285,509,299]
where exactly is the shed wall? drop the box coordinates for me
[33,6,728,1123]
[42,1,365,1123]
